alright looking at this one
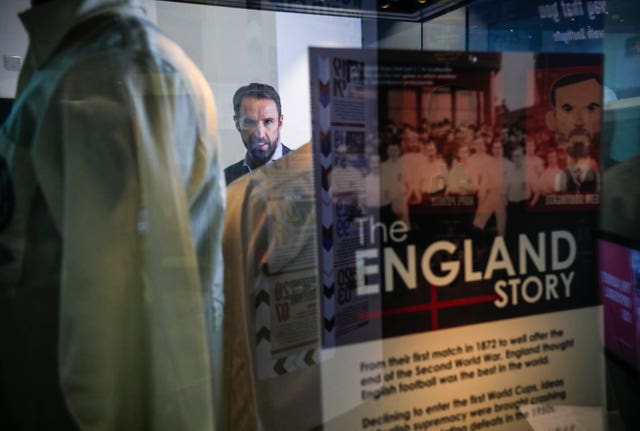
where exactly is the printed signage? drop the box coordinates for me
[310,47,606,430]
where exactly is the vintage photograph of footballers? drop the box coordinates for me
[312,49,603,344]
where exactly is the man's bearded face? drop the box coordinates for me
[565,130,591,160]
[236,97,283,166]
[549,78,602,141]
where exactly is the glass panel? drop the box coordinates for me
[309,47,605,430]
[468,0,606,53]
[3,1,631,430]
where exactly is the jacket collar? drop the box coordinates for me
[19,0,145,70]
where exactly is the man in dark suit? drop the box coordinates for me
[225,83,291,184]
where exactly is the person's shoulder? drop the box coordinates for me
[224,159,248,185]
[282,143,293,154]
[53,14,168,85]
[262,143,312,179]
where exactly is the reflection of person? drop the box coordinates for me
[545,73,602,193]
[0,0,224,429]
[225,83,291,184]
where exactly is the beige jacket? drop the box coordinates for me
[222,143,322,430]
[0,1,224,429]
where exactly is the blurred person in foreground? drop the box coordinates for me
[222,143,322,430]
[0,0,225,429]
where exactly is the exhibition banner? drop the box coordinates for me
[310,48,606,430]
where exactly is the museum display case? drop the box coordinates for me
[1,0,639,429]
